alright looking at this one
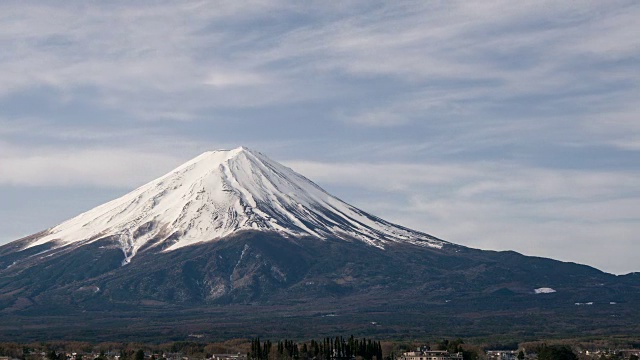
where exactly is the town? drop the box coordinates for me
[1,339,638,360]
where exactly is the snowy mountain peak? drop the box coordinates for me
[171,146,253,172]
[24,147,445,263]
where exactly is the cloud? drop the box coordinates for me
[261,0,640,142]
[1,0,638,146]
[204,70,271,88]
[0,144,185,188]
[344,110,410,127]
[0,1,302,119]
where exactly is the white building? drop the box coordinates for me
[487,350,518,360]
[401,349,463,360]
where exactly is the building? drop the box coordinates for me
[487,350,519,360]
[400,348,463,360]
[210,354,247,360]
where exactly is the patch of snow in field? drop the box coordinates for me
[534,287,556,294]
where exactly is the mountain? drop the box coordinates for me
[0,147,638,342]
[16,146,443,265]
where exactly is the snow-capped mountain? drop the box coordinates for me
[1,146,638,342]
[24,146,444,264]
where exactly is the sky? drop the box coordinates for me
[1,1,639,274]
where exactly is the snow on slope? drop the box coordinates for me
[25,147,445,263]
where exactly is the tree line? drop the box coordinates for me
[249,336,384,360]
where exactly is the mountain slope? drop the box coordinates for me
[1,231,638,342]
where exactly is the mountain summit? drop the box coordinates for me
[24,147,443,264]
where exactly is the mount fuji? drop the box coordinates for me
[21,147,443,265]
[0,147,638,342]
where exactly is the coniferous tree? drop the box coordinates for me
[537,346,576,360]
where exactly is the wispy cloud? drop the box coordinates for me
[1,1,638,139]
[0,143,185,188]
[204,71,271,88]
